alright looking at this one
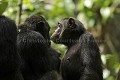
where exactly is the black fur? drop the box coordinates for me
[49,47,61,71]
[51,17,103,80]
[17,15,61,80]
[0,15,23,80]
[22,15,61,71]
[17,25,51,80]
[24,15,50,47]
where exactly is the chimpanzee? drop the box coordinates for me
[0,15,23,80]
[17,24,51,80]
[51,17,103,80]
[17,15,61,80]
[23,15,61,71]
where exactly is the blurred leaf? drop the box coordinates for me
[106,54,119,70]
[106,76,115,80]
[0,1,8,14]
[78,0,84,10]
[100,7,112,22]
[23,0,31,4]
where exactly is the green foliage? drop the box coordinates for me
[0,0,8,14]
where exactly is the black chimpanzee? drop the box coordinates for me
[17,15,61,80]
[23,15,61,71]
[0,15,23,80]
[51,17,103,80]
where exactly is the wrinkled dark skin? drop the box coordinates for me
[51,17,103,80]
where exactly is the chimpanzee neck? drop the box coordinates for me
[66,39,79,49]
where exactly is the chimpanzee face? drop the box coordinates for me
[51,17,85,45]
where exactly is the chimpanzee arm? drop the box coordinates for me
[79,32,103,80]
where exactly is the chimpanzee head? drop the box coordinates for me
[51,17,86,46]
[24,15,51,47]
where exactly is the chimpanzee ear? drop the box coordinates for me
[68,17,75,26]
